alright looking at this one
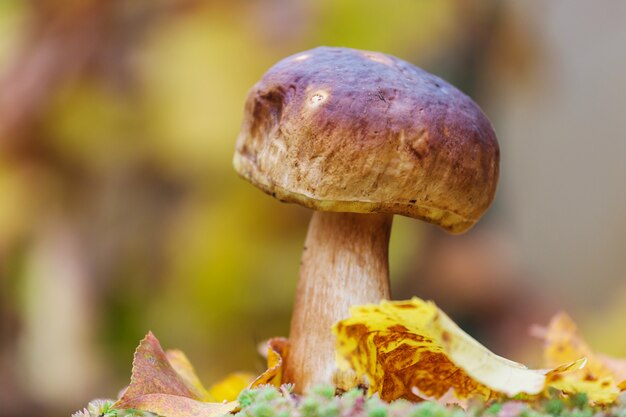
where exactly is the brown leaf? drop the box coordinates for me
[117,394,236,417]
[114,332,237,417]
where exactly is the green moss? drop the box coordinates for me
[368,406,388,417]
[319,403,340,417]
[409,401,449,417]
[236,386,626,417]
[258,386,282,402]
[75,385,626,417]
[568,394,589,410]
[239,389,258,408]
[313,385,337,400]
[544,399,565,415]
[249,403,275,417]
[73,400,158,417]
[484,403,502,415]
[301,397,321,417]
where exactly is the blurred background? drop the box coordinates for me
[0,1,625,416]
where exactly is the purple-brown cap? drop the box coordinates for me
[234,47,499,233]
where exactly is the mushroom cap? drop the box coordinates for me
[234,47,499,233]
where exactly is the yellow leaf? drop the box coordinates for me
[333,298,578,403]
[209,372,255,402]
[208,338,288,402]
[548,375,617,404]
[250,338,289,388]
[536,312,626,404]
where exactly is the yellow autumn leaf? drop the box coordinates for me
[535,312,626,404]
[205,338,288,402]
[250,337,289,388]
[333,298,582,403]
[208,372,255,402]
[164,338,287,406]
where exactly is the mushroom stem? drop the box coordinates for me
[284,211,393,392]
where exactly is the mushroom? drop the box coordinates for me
[233,47,499,392]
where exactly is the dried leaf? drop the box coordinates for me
[117,393,236,417]
[114,332,237,417]
[535,312,626,403]
[333,298,578,403]
[250,338,289,388]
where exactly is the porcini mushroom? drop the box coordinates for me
[233,47,499,392]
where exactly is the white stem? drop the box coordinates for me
[284,211,392,392]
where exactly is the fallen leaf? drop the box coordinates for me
[114,332,237,417]
[333,298,581,403]
[250,337,289,388]
[535,312,626,403]
[206,338,288,402]
[117,393,236,417]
